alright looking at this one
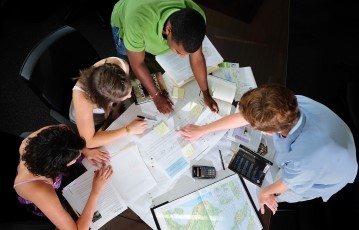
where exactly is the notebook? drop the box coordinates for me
[228,145,273,186]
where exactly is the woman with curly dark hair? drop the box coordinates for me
[14,125,113,230]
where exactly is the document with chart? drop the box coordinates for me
[152,174,262,230]
[137,97,227,180]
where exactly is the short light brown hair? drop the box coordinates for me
[239,84,299,132]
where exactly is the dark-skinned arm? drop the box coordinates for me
[189,47,219,113]
[127,49,174,114]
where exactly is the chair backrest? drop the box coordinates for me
[19,26,101,127]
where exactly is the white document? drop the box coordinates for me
[210,62,241,82]
[62,170,127,230]
[137,98,226,180]
[64,143,158,229]
[155,36,224,87]
[211,65,257,101]
[226,124,263,152]
[108,143,157,204]
[81,143,157,205]
[237,66,257,100]
[208,75,236,116]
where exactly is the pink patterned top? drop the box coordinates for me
[14,175,62,216]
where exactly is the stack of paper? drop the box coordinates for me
[211,64,257,101]
[62,143,158,230]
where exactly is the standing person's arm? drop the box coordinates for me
[189,47,218,113]
[259,179,288,215]
[178,112,248,140]
[127,49,174,114]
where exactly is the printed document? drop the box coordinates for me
[62,170,127,230]
[156,36,224,87]
[227,124,262,152]
[63,143,158,229]
[82,143,157,204]
[137,98,226,180]
[211,65,257,101]
[208,75,236,116]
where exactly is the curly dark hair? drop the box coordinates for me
[169,8,206,53]
[21,125,86,179]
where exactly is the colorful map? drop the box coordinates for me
[154,175,262,230]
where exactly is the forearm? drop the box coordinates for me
[128,51,159,97]
[133,64,159,96]
[85,127,129,148]
[201,112,248,134]
[261,179,288,196]
[76,191,101,230]
[189,49,208,91]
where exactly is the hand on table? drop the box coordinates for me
[126,118,148,134]
[202,91,219,113]
[82,147,110,166]
[153,94,174,114]
[177,124,205,141]
[92,164,113,194]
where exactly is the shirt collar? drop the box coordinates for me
[287,112,303,136]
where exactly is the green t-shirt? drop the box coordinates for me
[111,0,205,55]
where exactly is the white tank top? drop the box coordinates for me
[69,58,127,125]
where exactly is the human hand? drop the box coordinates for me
[126,118,148,135]
[92,164,113,195]
[259,192,278,215]
[177,124,204,141]
[82,147,110,166]
[153,94,174,114]
[203,92,219,113]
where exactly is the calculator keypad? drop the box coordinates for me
[201,167,216,178]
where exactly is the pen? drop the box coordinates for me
[137,115,156,121]
[218,146,225,170]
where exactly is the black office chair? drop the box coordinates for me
[19,25,101,131]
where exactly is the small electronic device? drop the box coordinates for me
[192,165,216,179]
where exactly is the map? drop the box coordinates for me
[153,175,262,230]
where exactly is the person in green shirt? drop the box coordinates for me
[111,0,219,114]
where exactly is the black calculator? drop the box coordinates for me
[192,165,216,179]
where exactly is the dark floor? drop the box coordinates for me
[0,0,358,229]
